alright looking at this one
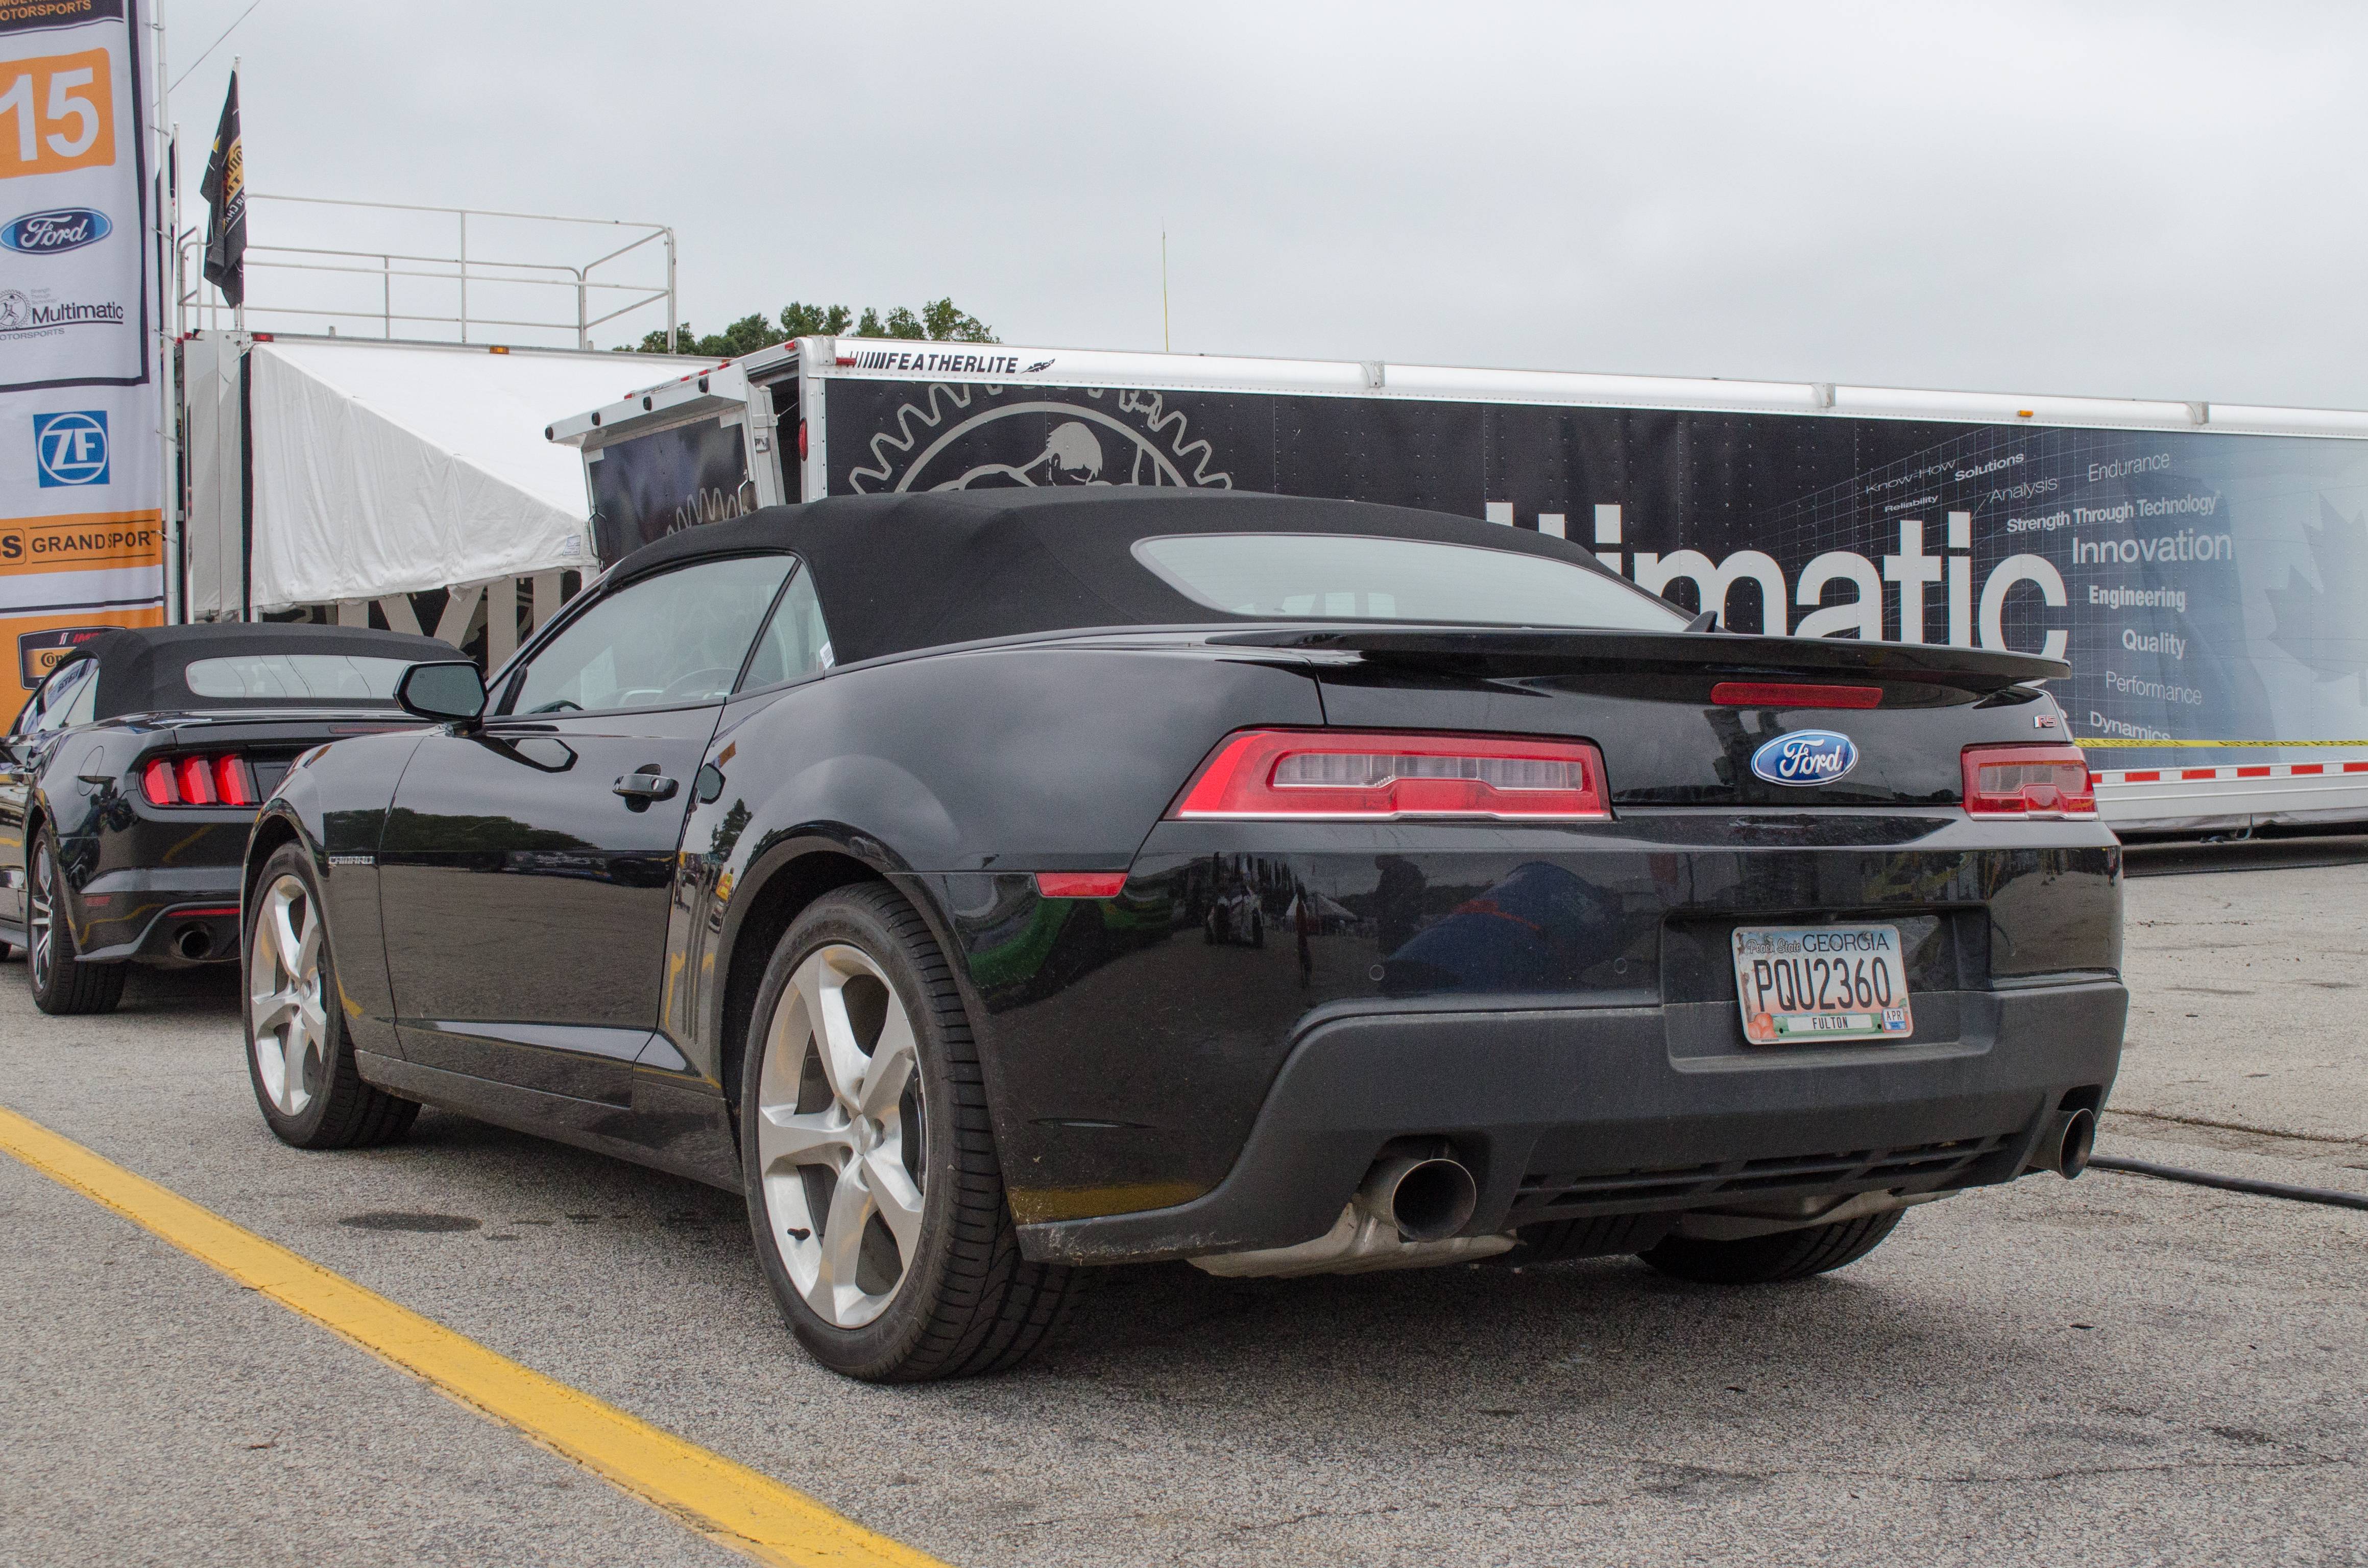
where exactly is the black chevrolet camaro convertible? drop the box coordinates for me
[0,623,449,1013]
[244,489,2125,1381]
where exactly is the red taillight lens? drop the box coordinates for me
[1169,730,1610,821]
[142,753,257,808]
[1710,682,1883,709]
[1963,744,2096,819]
[214,755,256,806]
[177,756,218,805]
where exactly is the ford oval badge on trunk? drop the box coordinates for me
[1751,729,1858,786]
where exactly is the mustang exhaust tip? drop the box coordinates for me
[2038,1106,2096,1180]
[174,924,212,962]
[1365,1155,1478,1242]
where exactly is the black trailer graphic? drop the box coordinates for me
[550,343,2368,828]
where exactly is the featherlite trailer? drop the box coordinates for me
[546,337,2368,834]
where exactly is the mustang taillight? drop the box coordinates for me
[1169,730,1610,821]
[1962,743,2095,819]
[142,753,257,808]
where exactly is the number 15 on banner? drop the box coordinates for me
[0,48,114,180]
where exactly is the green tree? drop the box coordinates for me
[631,296,995,355]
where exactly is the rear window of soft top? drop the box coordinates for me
[1130,532,1688,631]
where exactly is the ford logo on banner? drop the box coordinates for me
[1751,729,1859,786]
[1,208,111,256]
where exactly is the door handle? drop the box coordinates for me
[613,772,679,802]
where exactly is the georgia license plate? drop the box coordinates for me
[1731,924,1914,1044]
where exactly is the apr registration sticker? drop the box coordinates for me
[1732,924,1912,1044]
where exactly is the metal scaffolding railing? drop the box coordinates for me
[177,193,676,350]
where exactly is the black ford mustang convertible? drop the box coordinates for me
[0,622,448,1013]
[245,489,2125,1381]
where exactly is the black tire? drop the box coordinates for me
[1636,1209,1904,1285]
[740,882,1082,1382]
[244,844,418,1150]
[28,829,126,1015]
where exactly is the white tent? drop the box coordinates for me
[183,335,718,618]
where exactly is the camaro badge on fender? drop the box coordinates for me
[1751,729,1859,786]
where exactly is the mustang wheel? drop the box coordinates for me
[1636,1209,1905,1285]
[28,831,125,1015]
[743,883,1080,1381]
[245,845,418,1149]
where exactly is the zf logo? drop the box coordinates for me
[33,409,106,486]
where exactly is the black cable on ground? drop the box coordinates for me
[2089,1155,2368,1213]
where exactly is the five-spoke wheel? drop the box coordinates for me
[248,871,329,1119]
[741,883,1079,1381]
[755,941,930,1328]
[241,843,417,1149]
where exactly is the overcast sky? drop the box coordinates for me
[158,1,2368,408]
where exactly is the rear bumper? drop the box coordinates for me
[75,864,246,964]
[1018,976,2125,1265]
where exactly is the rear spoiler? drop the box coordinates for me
[1204,625,2069,693]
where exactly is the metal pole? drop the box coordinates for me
[576,272,587,349]
[456,210,467,343]
[382,254,390,337]
[154,0,181,622]
[665,228,676,353]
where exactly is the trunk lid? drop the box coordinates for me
[1212,625,2069,810]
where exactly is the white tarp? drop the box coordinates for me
[246,338,716,611]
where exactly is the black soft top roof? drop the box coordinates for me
[71,622,455,718]
[608,488,1664,665]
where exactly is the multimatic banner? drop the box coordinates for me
[824,378,2368,771]
[0,0,160,708]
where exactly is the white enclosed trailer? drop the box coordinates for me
[548,337,2368,834]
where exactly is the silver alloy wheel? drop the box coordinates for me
[27,840,53,990]
[755,942,928,1329]
[248,873,328,1119]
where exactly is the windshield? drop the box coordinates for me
[1131,533,1689,631]
[183,653,415,703]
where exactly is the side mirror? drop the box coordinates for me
[396,660,488,723]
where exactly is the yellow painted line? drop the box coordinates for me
[0,1104,947,1568]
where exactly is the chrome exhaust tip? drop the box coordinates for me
[175,924,211,962]
[2027,1106,2097,1179]
[1363,1155,1478,1242]
[2051,1106,2096,1180]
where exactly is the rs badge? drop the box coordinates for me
[1750,729,1859,786]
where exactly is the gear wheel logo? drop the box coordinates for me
[845,382,1231,495]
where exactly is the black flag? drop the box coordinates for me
[200,74,246,308]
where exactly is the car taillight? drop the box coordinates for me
[215,755,257,806]
[1710,682,1883,709]
[1962,743,2095,819]
[177,756,216,804]
[141,753,258,808]
[1169,730,1610,821]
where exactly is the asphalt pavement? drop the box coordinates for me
[2,857,2363,1568]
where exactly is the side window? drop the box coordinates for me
[54,662,99,730]
[26,658,96,734]
[736,566,835,692]
[507,555,792,716]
